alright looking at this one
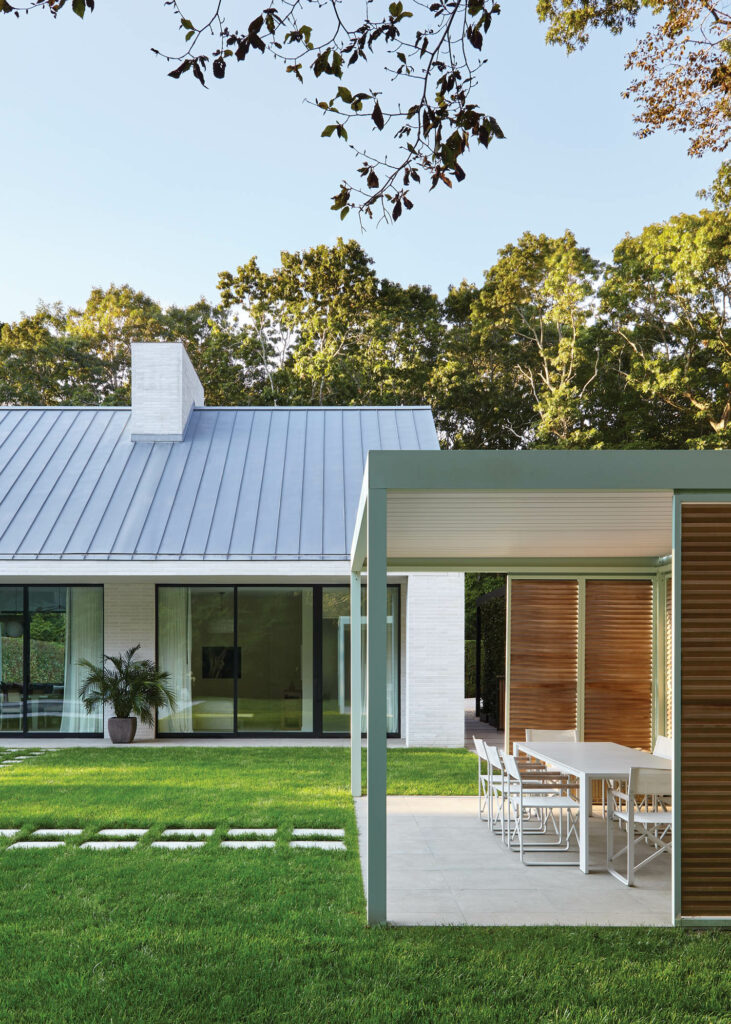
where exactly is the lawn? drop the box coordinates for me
[0,746,728,1024]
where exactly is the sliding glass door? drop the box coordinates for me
[0,585,104,736]
[156,584,400,736]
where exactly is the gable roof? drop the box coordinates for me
[0,406,438,561]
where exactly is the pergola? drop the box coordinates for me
[349,449,731,927]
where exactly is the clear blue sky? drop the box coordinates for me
[0,0,720,322]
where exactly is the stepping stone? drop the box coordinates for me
[227,828,277,837]
[97,828,148,837]
[151,841,206,850]
[292,828,345,838]
[0,829,20,837]
[81,841,138,850]
[7,841,65,850]
[32,828,83,837]
[161,828,215,837]
[221,840,275,849]
[289,841,347,851]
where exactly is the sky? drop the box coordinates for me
[0,0,721,322]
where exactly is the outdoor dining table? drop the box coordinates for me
[513,740,672,873]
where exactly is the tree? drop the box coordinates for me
[538,0,731,157]
[428,281,535,448]
[217,238,443,408]
[469,230,604,447]
[2,0,504,222]
[599,162,731,447]
[0,302,106,405]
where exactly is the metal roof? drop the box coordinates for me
[0,406,438,561]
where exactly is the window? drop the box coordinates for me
[0,585,104,735]
[156,584,400,736]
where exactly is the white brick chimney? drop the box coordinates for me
[129,342,204,441]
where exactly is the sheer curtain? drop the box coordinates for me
[157,587,193,733]
[60,587,103,733]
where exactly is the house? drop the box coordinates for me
[351,449,731,926]
[0,342,464,745]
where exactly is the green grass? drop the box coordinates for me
[0,746,728,1024]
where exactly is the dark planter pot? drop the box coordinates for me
[479,711,490,723]
[108,717,137,744]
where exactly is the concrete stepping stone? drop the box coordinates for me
[221,840,275,849]
[0,829,20,837]
[292,828,345,838]
[289,841,347,851]
[227,828,277,837]
[32,828,83,837]
[161,828,215,837]
[151,841,207,850]
[81,841,138,850]
[8,841,65,850]
[97,828,148,837]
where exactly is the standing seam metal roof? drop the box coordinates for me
[0,406,439,560]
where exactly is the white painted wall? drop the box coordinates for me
[403,573,465,747]
[129,342,204,441]
[103,580,157,740]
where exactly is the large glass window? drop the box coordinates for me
[321,586,400,735]
[237,587,313,733]
[0,585,103,735]
[158,587,235,734]
[156,584,400,736]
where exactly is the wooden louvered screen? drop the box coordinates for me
[665,574,673,739]
[584,580,653,749]
[507,580,579,751]
[680,503,731,918]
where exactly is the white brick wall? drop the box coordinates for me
[103,580,157,740]
[404,573,464,747]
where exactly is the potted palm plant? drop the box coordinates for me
[79,645,176,744]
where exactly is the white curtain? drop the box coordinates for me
[60,587,103,733]
[157,587,193,733]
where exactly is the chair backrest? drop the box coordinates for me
[501,752,521,782]
[653,735,673,760]
[472,736,487,762]
[525,728,578,742]
[629,767,672,798]
[485,744,503,773]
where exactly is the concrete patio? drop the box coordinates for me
[355,795,671,927]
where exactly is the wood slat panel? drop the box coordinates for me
[681,503,731,917]
[508,580,578,751]
[584,580,653,750]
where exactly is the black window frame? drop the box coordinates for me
[154,582,401,740]
[0,583,104,738]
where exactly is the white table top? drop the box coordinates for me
[515,740,671,779]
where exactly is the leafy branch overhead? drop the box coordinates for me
[2,0,504,222]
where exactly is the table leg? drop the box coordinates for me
[579,775,590,873]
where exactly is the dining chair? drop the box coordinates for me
[472,737,491,821]
[606,767,672,886]
[524,729,578,742]
[653,735,673,760]
[502,752,580,866]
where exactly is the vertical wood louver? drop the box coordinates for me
[584,580,653,749]
[508,580,579,751]
[681,503,731,918]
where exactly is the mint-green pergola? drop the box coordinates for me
[349,449,731,927]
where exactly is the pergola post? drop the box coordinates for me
[350,570,362,798]
[366,486,388,925]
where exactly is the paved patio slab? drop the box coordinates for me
[355,795,671,927]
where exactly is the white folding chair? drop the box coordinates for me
[653,735,673,760]
[502,752,580,866]
[484,743,508,837]
[607,767,672,886]
[472,737,490,820]
[525,729,578,742]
